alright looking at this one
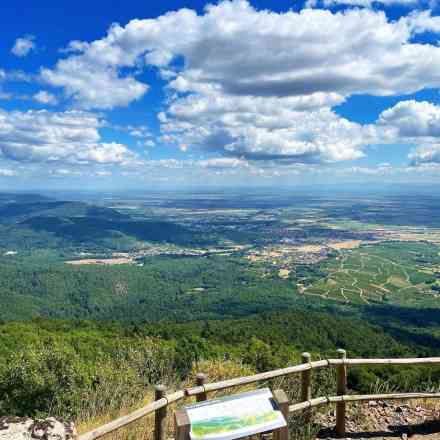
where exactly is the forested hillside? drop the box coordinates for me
[0,198,209,251]
[0,254,306,320]
[2,192,440,433]
[1,310,439,422]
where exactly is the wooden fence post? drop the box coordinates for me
[154,385,167,440]
[336,349,347,437]
[196,373,207,402]
[301,352,312,424]
[174,409,190,440]
[273,389,289,440]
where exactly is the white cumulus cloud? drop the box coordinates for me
[409,144,440,165]
[42,3,440,106]
[306,0,425,9]
[11,35,36,57]
[376,100,440,165]
[33,91,58,106]
[41,59,148,109]
[36,1,440,166]
[161,91,374,162]
[0,109,140,166]
[378,100,440,138]
[0,168,16,176]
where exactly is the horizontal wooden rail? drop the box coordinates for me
[79,391,186,440]
[328,357,440,366]
[340,392,440,402]
[79,398,169,440]
[289,396,329,412]
[165,390,186,404]
[185,360,329,396]
[289,392,440,413]
[78,353,440,440]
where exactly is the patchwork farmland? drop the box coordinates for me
[302,242,440,307]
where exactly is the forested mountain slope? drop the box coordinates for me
[1,309,436,419]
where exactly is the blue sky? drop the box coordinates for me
[2,0,440,190]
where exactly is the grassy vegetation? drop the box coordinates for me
[1,310,438,427]
[3,192,440,437]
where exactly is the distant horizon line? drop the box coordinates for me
[1,183,439,196]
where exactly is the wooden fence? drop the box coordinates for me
[78,351,440,440]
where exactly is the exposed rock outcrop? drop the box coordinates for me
[316,400,440,439]
[0,417,76,440]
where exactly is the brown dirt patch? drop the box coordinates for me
[65,258,133,266]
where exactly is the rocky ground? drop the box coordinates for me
[0,417,77,440]
[316,400,440,439]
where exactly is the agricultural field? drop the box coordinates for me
[301,241,440,307]
[4,190,440,426]
[3,190,440,322]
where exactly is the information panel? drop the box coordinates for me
[185,388,287,440]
